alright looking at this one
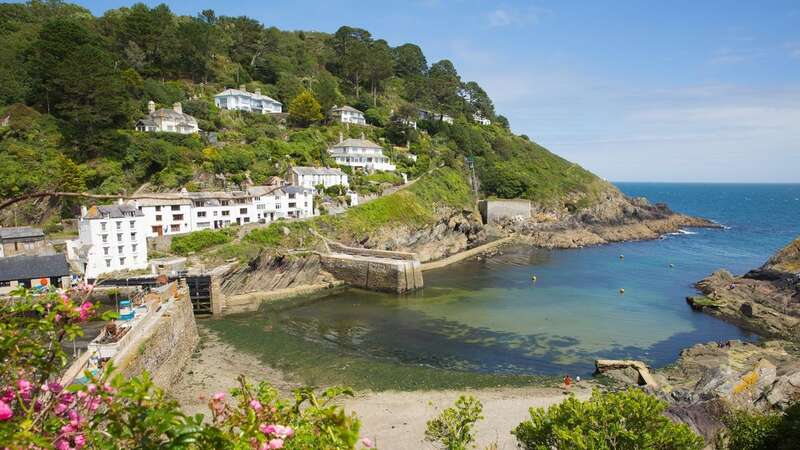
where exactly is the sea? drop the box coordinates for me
[207,183,800,388]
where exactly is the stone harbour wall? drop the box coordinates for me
[320,253,423,293]
[114,285,199,388]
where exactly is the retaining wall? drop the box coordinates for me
[320,253,423,293]
[478,199,532,224]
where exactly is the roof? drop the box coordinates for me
[0,227,44,241]
[136,118,157,127]
[84,204,144,219]
[330,138,383,149]
[0,254,70,281]
[132,196,192,207]
[291,166,346,176]
[330,105,363,114]
[280,186,314,195]
[149,108,198,127]
[214,88,282,105]
[247,186,282,197]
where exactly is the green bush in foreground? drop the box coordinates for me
[170,228,236,255]
[512,389,704,450]
[425,395,483,450]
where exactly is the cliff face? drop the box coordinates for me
[692,237,800,341]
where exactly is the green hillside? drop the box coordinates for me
[0,1,611,225]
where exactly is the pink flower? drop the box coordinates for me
[249,399,263,411]
[54,439,70,450]
[361,437,375,448]
[74,434,86,449]
[268,439,284,449]
[261,424,293,439]
[48,382,64,394]
[211,392,225,401]
[17,379,32,394]
[1,389,13,402]
[0,400,12,421]
[259,424,276,435]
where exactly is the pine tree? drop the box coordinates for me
[288,90,323,127]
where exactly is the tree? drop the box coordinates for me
[463,81,494,118]
[288,90,323,127]
[513,389,704,450]
[366,39,395,105]
[428,60,462,113]
[328,26,372,97]
[392,43,427,78]
[312,71,344,111]
[425,396,483,450]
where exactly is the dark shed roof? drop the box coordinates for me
[0,254,70,282]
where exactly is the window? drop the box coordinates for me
[276,203,281,209]
[151,226,161,234]
[132,244,137,253]
[171,224,181,232]
[130,232,136,240]
[244,218,250,223]
[171,205,180,211]
[221,200,229,206]
[116,221,122,230]
[257,204,266,210]
[101,234,108,243]
[119,257,125,266]
[197,222,210,228]
[155,206,161,212]
[116,233,123,241]
[173,214,184,221]
[197,211,206,218]
[254,196,261,201]
[117,245,123,254]
[130,220,135,227]
[105,259,111,268]
[289,203,296,208]
[213,211,218,217]
[239,208,247,214]
[289,193,296,199]
[221,210,230,216]
[100,222,107,231]
[103,247,109,255]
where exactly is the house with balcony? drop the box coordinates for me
[328,135,396,172]
[135,101,199,134]
[214,86,282,114]
[329,105,366,125]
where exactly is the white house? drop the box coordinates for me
[473,113,491,126]
[135,101,199,134]
[328,135,396,172]
[214,86,282,114]
[417,109,453,124]
[288,167,349,189]
[70,203,149,280]
[330,105,366,125]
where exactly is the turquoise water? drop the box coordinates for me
[211,183,800,382]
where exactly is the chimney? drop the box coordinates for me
[148,100,155,113]
[239,84,247,92]
[173,102,182,114]
[255,88,261,95]
[339,132,343,143]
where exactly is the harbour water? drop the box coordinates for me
[207,183,800,389]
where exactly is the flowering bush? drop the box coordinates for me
[0,287,365,449]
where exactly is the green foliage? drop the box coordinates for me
[425,396,483,450]
[719,404,800,450]
[244,221,316,250]
[170,227,236,255]
[512,389,705,450]
[288,90,323,127]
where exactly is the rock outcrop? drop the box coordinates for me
[694,237,800,341]
[502,190,719,249]
[219,252,334,297]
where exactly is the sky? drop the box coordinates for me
[73,1,800,182]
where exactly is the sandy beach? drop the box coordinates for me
[171,326,593,450]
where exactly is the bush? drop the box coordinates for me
[512,389,704,450]
[425,396,483,450]
[170,228,235,255]
[719,404,800,449]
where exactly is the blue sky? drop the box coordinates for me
[75,1,800,182]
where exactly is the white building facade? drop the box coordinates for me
[330,105,366,125]
[328,137,396,172]
[473,113,491,126]
[135,101,199,134]
[214,86,282,114]
[71,203,149,279]
[288,167,349,189]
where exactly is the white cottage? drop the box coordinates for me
[71,202,149,280]
[135,101,199,134]
[473,113,491,126]
[329,105,366,125]
[328,135,396,172]
[288,167,349,189]
[214,86,282,114]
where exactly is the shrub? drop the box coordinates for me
[512,389,704,450]
[719,404,800,450]
[425,395,483,450]
[170,228,235,255]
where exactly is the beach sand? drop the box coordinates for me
[170,327,593,450]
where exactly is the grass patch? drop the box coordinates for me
[171,228,236,255]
